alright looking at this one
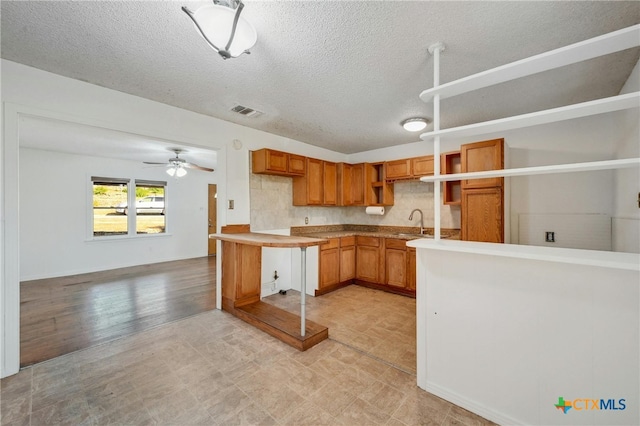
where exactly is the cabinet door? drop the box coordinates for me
[356,245,380,283]
[412,156,434,177]
[339,245,356,282]
[461,139,504,189]
[319,248,339,288]
[462,187,503,243]
[293,158,323,205]
[288,154,306,176]
[337,163,352,206]
[351,163,365,206]
[385,159,412,180]
[252,149,288,175]
[323,161,337,205]
[406,248,416,291]
[385,248,407,288]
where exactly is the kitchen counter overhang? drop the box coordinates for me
[209,231,329,351]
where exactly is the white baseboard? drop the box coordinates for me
[424,381,524,426]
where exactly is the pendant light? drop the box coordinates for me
[182,0,257,59]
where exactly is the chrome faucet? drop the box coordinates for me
[408,209,424,234]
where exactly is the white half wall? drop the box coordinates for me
[413,242,639,425]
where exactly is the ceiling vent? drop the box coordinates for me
[230,104,263,118]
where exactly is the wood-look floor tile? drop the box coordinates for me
[31,393,94,426]
[368,381,408,414]
[280,400,335,426]
[311,381,358,415]
[205,386,253,424]
[334,397,391,425]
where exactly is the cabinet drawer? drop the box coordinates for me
[340,235,355,247]
[320,237,340,250]
[356,236,380,247]
[385,238,407,250]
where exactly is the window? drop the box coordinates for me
[92,177,129,237]
[135,181,166,234]
[91,177,166,238]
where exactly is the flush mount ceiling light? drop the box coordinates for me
[401,117,429,132]
[182,0,257,60]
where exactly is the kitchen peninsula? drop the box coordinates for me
[210,227,329,351]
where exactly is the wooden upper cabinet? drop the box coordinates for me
[323,161,337,205]
[351,163,365,206]
[441,151,462,205]
[252,149,305,177]
[412,155,434,177]
[293,158,323,205]
[288,154,306,175]
[337,163,365,206]
[385,159,412,180]
[384,155,435,181]
[461,139,504,189]
[365,163,394,206]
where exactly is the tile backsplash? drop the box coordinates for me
[250,173,460,231]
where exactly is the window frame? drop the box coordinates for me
[89,177,169,240]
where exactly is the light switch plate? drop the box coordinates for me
[228,200,234,210]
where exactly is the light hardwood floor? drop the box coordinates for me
[20,256,217,367]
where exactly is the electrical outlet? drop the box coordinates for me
[545,231,555,243]
[304,217,309,225]
[228,199,234,210]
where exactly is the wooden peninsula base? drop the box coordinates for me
[211,228,329,351]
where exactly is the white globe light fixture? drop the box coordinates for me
[182,0,257,60]
[401,118,429,132]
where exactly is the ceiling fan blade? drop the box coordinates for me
[184,162,214,172]
[143,161,168,165]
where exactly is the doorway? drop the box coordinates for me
[208,184,218,255]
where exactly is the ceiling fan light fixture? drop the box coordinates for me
[402,117,429,132]
[182,0,257,60]
[166,167,177,177]
[176,166,188,178]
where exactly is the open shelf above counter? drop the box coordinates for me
[420,92,640,142]
[420,158,640,183]
[419,25,640,103]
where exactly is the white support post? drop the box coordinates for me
[300,247,306,337]
[429,42,445,241]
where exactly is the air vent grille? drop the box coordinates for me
[230,104,263,118]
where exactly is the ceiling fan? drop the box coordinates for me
[144,148,214,177]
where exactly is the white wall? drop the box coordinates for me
[413,243,639,425]
[0,59,338,377]
[613,58,640,253]
[19,148,216,280]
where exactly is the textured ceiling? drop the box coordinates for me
[2,1,639,154]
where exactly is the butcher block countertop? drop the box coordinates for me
[209,232,329,248]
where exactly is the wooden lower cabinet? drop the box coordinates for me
[385,239,416,295]
[462,187,504,243]
[385,239,407,288]
[319,238,339,289]
[318,236,416,297]
[406,247,416,291]
[339,237,356,282]
[317,236,355,295]
[355,236,382,283]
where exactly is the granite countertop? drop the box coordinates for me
[290,224,460,241]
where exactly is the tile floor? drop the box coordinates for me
[0,286,491,426]
[263,286,416,374]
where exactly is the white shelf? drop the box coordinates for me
[420,24,640,103]
[419,158,640,183]
[420,92,639,142]
[406,239,640,272]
